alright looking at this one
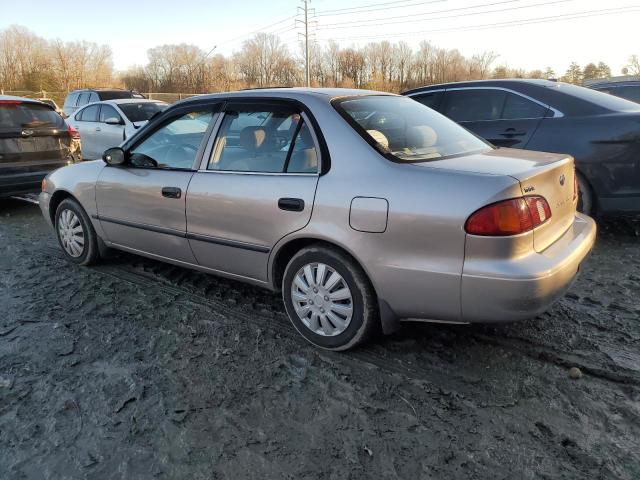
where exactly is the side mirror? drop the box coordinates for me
[102,147,126,166]
[105,117,123,125]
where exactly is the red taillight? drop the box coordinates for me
[67,124,80,140]
[465,196,551,236]
[0,100,22,105]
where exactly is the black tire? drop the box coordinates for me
[54,198,100,266]
[282,245,379,351]
[576,172,594,216]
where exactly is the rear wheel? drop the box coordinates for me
[576,172,594,216]
[282,245,378,351]
[55,198,100,265]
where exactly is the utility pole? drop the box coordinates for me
[297,0,314,87]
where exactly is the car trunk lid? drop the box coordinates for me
[413,147,577,251]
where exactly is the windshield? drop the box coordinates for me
[0,102,64,131]
[119,102,167,123]
[334,95,490,162]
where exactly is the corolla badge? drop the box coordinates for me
[559,174,565,186]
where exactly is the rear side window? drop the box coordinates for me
[89,92,100,103]
[412,91,444,111]
[502,93,548,119]
[549,82,640,112]
[77,104,99,122]
[77,92,90,107]
[442,89,507,122]
[64,92,78,108]
[0,102,64,130]
[208,108,318,174]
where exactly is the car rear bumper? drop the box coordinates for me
[0,171,50,197]
[460,213,597,323]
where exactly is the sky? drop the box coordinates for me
[1,0,639,76]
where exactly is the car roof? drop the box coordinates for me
[0,95,51,107]
[105,98,166,105]
[176,87,396,106]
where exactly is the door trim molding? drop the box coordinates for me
[92,214,270,253]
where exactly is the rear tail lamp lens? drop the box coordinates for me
[465,196,551,236]
[67,124,80,140]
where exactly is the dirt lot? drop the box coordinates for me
[0,198,639,480]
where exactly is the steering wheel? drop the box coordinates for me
[162,144,199,168]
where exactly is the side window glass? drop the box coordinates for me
[286,122,319,173]
[76,92,89,106]
[99,104,122,124]
[208,109,300,173]
[442,89,506,122]
[502,93,548,119]
[89,92,100,103]
[616,86,640,103]
[130,110,214,169]
[413,91,444,111]
[78,104,99,122]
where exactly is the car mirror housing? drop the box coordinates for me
[102,147,126,166]
[105,117,123,125]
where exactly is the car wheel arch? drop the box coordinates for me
[49,190,76,225]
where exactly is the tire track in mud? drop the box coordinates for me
[40,245,640,389]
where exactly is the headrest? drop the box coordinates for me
[406,125,438,148]
[239,126,276,152]
[366,129,389,150]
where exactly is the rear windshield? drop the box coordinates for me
[0,102,64,130]
[98,91,137,100]
[334,95,490,162]
[547,82,640,112]
[119,102,166,122]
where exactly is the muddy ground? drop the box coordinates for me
[0,198,638,480]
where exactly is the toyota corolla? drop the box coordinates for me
[40,88,596,350]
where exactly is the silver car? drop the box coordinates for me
[40,88,596,350]
[67,99,167,160]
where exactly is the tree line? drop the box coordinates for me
[1,24,638,95]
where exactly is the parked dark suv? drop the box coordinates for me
[62,89,146,117]
[404,79,640,215]
[0,96,74,197]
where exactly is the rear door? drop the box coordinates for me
[440,88,548,148]
[186,101,321,282]
[0,100,71,193]
[71,104,100,159]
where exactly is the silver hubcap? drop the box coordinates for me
[57,209,85,258]
[291,262,353,337]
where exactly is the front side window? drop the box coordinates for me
[442,89,507,122]
[129,110,215,169]
[502,93,549,119]
[208,108,318,173]
[99,104,122,124]
[335,95,489,162]
[412,91,444,111]
[77,104,99,122]
[611,86,640,103]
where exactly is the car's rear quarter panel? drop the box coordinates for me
[284,101,524,321]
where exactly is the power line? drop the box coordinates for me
[313,0,445,17]
[315,0,570,29]
[315,5,640,41]
[216,14,297,48]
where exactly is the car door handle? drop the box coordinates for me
[162,187,182,199]
[278,198,305,212]
[500,128,526,137]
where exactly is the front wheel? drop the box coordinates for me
[282,245,378,351]
[55,198,100,265]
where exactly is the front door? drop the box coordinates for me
[441,88,548,149]
[72,103,101,159]
[95,107,218,263]
[95,104,125,155]
[186,102,321,282]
